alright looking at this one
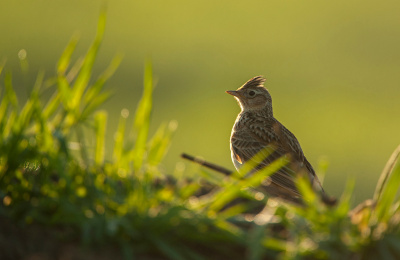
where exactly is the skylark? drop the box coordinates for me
[226,76,324,203]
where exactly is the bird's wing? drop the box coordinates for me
[279,124,306,161]
[280,124,324,192]
[230,128,275,165]
[231,125,301,197]
[303,158,325,193]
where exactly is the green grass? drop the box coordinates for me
[1,13,400,260]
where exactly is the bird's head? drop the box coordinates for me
[226,76,273,114]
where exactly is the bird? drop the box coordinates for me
[226,75,324,203]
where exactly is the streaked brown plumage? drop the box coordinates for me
[226,76,324,203]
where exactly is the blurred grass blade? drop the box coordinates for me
[199,169,226,185]
[57,35,79,76]
[81,91,112,120]
[66,57,84,83]
[236,145,276,178]
[0,60,4,76]
[36,108,54,151]
[375,156,400,222]
[113,109,128,164]
[94,111,107,165]
[18,74,44,130]
[81,55,121,120]
[4,73,18,109]
[33,70,45,92]
[261,237,288,252]
[1,73,18,137]
[132,61,153,171]
[296,175,317,205]
[209,155,287,212]
[336,179,355,217]
[57,76,73,111]
[373,144,400,202]
[71,10,106,109]
[150,236,185,260]
[317,156,329,186]
[214,218,243,236]
[219,204,248,219]
[17,88,38,131]
[147,122,167,165]
[0,96,7,135]
[3,112,17,138]
[0,73,11,134]
[43,92,60,119]
[147,120,177,166]
[248,224,268,260]
[180,182,202,200]
[83,54,122,104]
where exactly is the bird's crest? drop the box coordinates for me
[239,76,266,89]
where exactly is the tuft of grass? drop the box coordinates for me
[1,12,400,260]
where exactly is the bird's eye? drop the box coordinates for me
[248,90,255,96]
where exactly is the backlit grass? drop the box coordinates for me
[1,13,400,260]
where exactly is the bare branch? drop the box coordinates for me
[181,153,233,176]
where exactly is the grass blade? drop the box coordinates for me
[150,236,186,260]
[94,111,107,165]
[375,161,400,222]
[83,54,122,105]
[147,120,177,166]
[374,145,400,202]
[1,73,19,136]
[132,61,153,171]
[43,92,61,119]
[209,156,288,212]
[57,35,79,76]
[0,60,5,76]
[81,91,112,120]
[57,76,73,111]
[373,145,400,222]
[71,10,106,109]
[113,109,128,164]
[296,175,317,205]
[4,73,18,109]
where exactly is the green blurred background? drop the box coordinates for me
[1,0,399,203]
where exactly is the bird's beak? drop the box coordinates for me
[226,90,240,97]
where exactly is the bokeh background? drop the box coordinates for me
[1,0,399,203]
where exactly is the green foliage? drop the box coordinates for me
[2,14,400,260]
